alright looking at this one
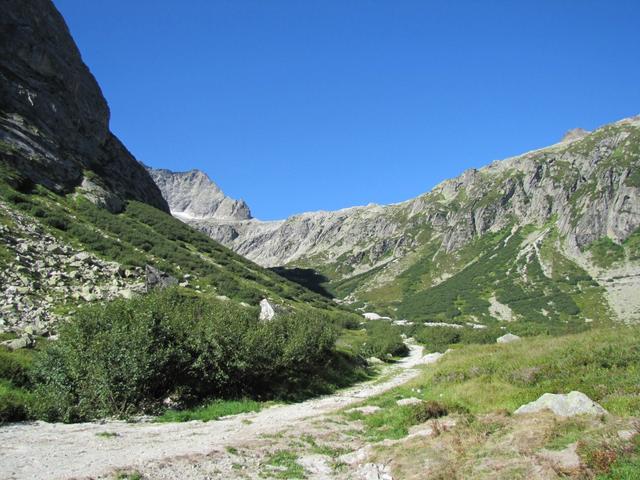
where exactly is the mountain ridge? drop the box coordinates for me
[151,114,640,323]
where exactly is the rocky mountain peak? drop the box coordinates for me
[148,167,252,221]
[560,128,590,143]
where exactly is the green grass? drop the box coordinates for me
[156,399,265,423]
[0,380,31,423]
[350,327,640,441]
[592,433,640,479]
[544,418,589,450]
[587,237,625,268]
[262,450,307,479]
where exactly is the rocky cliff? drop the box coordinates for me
[157,116,640,322]
[0,0,168,212]
[147,168,251,221]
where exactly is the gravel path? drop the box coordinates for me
[1,343,432,480]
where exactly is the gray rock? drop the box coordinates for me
[514,391,608,417]
[396,397,423,406]
[145,265,178,292]
[496,333,521,344]
[1,334,35,350]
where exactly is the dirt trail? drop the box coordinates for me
[0,344,434,480]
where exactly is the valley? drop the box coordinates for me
[0,1,639,479]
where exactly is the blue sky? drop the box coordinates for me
[53,1,640,220]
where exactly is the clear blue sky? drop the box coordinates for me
[53,0,640,220]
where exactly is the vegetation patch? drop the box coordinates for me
[262,450,306,479]
[27,288,359,422]
[157,399,264,423]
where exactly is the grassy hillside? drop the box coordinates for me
[343,326,640,479]
[0,163,341,311]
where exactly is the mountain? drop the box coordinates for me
[0,0,167,213]
[147,168,251,221]
[155,117,640,324]
[0,0,347,334]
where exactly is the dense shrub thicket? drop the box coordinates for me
[29,289,339,422]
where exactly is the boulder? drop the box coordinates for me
[514,391,608,417]
[259,298,276,321]
[496,333,521,344]
[1,334,35,350]
[145,265,178,291]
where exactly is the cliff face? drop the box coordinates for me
[0,0,168,212]
[148,168,251,221]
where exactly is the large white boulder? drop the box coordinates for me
[514,391,608,417]
[259,298,276,321]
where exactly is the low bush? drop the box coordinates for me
[0,380,30,423]
[361,320,409,359]
[29,288,341,422]
[411,400,449,423]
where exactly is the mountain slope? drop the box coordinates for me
[155,117,640,324]
[0,0,353,334]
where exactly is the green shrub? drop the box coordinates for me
[360,321,409,359]
[30,289,340,421]
[0,349,33,387]
[411,400,448,423]
[0,380,30,423]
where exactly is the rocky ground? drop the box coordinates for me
[0,201,146,335]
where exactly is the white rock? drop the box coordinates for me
[396,397,423,406]
[259,298,276,321]
[415,352,444,365]
[496,333,521,344]
[357,463,393,480]
[618,430,636,441]
[347,406,382,415]
[298,454,332,475]
[423,322,463,329]
[363,312,382,320]
[514,391,608,417]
